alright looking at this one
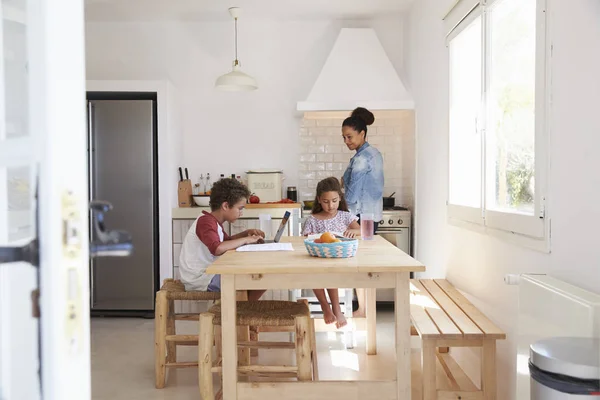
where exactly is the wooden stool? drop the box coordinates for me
[198,300,319,400]
[155,279,220,389]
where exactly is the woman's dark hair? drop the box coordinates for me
[209,178,251,211]
[342,107,375,137]
[312,177,349,214]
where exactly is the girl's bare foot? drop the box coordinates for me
[353,309,365,318]
[333,310,347,329]
[323,309,337,325]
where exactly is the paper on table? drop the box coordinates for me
[236,242,294,252]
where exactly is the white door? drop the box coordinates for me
[0,0,90,399]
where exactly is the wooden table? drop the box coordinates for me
[207,235,425,400]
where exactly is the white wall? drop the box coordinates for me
[85,17,405,191]
[406,0,600,398]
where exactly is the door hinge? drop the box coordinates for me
[31,289,40,318]
[539,197,546,219]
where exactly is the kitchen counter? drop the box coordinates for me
[172,203,301,219]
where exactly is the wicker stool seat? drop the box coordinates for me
[161,278,220,301]
[208,300,309,327]
[199,300,319,400]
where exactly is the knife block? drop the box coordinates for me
[178,179,193,207]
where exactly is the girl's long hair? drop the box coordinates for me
[311,177,349,214]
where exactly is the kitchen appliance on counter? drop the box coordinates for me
[246,169,283,202]
[87,94,158,317]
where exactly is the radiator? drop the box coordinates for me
[515,274,600,398]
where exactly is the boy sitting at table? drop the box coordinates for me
[179,177,266,300]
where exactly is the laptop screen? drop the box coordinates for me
[273,211,291,242]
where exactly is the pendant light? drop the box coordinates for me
[215,7,258,91]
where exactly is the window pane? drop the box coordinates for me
[486,0,536,214]
[449,16,482,208]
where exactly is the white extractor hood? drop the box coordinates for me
[297,28,414,112]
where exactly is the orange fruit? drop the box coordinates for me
[314,239,323,243]
[320,232,336,244]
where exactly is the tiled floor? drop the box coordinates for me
[91,311,426,400]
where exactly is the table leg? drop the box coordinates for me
[221,275,237,400]
[366,288,377,355]
[395,272,411,399]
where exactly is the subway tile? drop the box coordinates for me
[299,128,309,136]
[333,153,351,163]
[308,179,319,188]
[367,136,384,146]
[317,171,332,180]
[327,127,342,136]
[317,153,333,162]
[325,144,342,154]
[300,137,317,146]
[298,145,308,154]
[297,179,308,188]
[316,119,333,127]
[385,135,404,144]
[298,163,308,171]
[301,119,317,128]
[298,171,316,180]
[308,145,325,154]
[301,192,314,200]
[300,154,316,162]
[316,136,333,145]
[308,163,326,171]
[377,126,394,136]
[310,127,329,136]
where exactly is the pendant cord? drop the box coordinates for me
[234,17,239,65]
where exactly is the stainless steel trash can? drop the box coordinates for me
[530,337,600,399]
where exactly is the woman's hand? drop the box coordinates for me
[244,229,265,238]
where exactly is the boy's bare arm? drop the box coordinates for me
[214,235,262,256]
[230,229,265,240]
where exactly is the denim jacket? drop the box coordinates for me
[342,143,384,221]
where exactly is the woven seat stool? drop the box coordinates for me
[155,279,221,389]
[198,300,319,400]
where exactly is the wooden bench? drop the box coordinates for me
[410,279,506,400]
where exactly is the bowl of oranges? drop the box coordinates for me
[304,232,359,258]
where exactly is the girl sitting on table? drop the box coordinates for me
[302,177,361,328]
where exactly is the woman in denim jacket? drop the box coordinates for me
[341,107,384,317]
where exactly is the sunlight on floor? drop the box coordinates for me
[329,350,360,371]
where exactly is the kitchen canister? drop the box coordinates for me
[287,186,297,202]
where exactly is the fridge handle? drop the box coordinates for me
[88,100,96,307]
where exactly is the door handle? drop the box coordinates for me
[90,200,133,257]
[0,239,39,266]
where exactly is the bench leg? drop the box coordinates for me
[482,339,497,400]
[438,347,449,353]
[422,339,436,400]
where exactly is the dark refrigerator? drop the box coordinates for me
[87,95,158,316]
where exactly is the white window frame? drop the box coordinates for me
[446,0,550,250]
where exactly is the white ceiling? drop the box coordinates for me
[85,0,416,22]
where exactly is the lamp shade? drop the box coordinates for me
[215,65,258,91]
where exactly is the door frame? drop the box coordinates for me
[86,80,180,285]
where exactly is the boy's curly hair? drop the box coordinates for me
[209,178,251,211]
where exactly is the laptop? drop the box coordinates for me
[261,211,291,243]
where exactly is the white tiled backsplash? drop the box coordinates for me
[298,110,415,209]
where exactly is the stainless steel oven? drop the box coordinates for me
[376,209,412,302]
